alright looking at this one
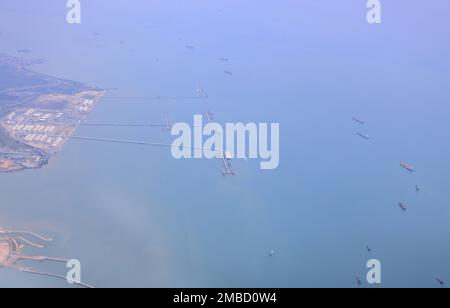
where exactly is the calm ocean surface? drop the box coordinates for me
[1,0,450,287]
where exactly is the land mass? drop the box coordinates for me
[0,54,105,172]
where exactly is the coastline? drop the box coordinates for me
[0,54,106,173]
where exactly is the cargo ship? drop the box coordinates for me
[357,132,370,140]
[400,162,415,172]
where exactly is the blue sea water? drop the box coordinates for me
[0,0,450,287]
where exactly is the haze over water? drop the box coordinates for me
[1,0,450,287]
